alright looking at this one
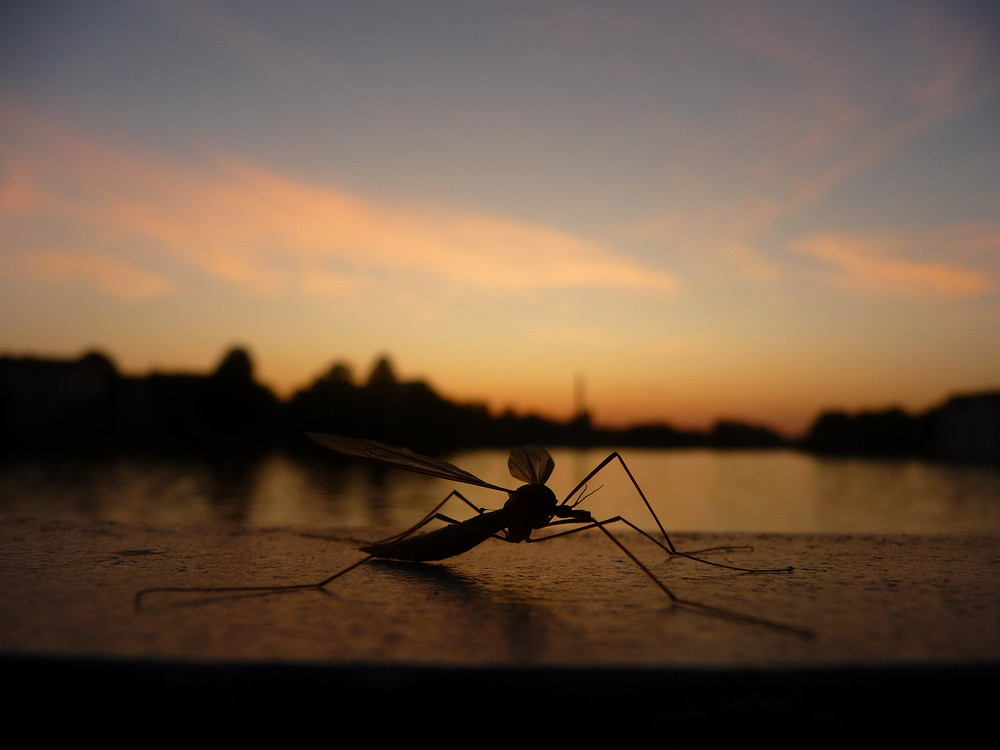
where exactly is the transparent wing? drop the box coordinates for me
[307,433,512,492]
[507,445,554,484]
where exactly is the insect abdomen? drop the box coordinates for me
[360,510,509,562]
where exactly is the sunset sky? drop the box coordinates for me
[2,1,998,436]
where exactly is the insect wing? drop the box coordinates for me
[307,433,512,492]
[507,445,554,484]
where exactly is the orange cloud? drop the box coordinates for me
[792,230,996,299]
[6,250,176,301]
[0,103,678,301]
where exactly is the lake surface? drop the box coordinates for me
[1,447,997,534]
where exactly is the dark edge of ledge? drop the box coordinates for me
[4,654,995,741]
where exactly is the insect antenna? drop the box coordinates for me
[569,482,603,508]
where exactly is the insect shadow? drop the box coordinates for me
[136,433,813,637]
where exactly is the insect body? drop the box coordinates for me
[136,433,812,636]
[319,435,594,561]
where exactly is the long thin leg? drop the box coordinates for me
[136,514,481,609]
[562,452,758,559]
[529,515,791,573]
[592,522,813,637]
[300,490,486,546]
[134,555,374,610]
[366,490,487,545]
[135,492,507,609]
[532,519,811,637]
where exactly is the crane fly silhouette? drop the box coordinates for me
[136,433,812,636]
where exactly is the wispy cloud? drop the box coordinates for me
[792,229,997,299]
[0,102,678,300]
[5,250,175,301]
[625,1,1000,282]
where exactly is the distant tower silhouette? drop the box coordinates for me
[571,373,591,432]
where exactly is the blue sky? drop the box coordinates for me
[2,0,998,434]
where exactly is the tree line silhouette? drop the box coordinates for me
[1,346,996,462]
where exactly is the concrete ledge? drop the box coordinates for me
[2,517,997,740]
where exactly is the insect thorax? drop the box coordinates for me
[502,483,558,541]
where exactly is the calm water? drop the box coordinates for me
[1,447,997,533]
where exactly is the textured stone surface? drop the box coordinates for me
[3,517,997,666]
[2,517,996,741]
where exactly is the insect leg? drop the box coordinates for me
[530,519,811,636]
[591,521,812,637]
[135,493,504,609]
[134,554,374,611]
[367,490,488,545]
[531,516,792,573]
[299,489,486,546]
[562,452,755,558]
